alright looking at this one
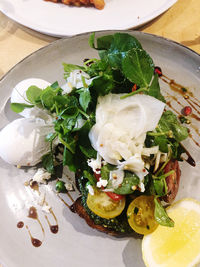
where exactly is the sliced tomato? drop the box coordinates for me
[127,195,158,235]
[105,192,125,201]
[162,160,181,203]
[87,188,125,219]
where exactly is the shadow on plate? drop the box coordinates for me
[122,238,145,267]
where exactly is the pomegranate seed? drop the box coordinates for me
[154,66,162,77]
[132,84,139,92]
[182,106,192,116]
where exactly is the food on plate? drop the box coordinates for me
[0,33,193,240]
[44,0,105,10]
[0,118,53,166]
[142,198,200,267]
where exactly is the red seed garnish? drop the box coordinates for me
[154,66,162,77]
[182,106,192,116]
[132,84,138,92]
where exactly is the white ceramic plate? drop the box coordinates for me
[0,0,177,37]
[0,31,200,267]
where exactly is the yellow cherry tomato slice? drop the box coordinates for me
[127,195,158,235]
[87,189,125,219]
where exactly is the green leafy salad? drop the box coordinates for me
[11,33,189,235]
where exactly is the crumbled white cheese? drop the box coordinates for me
[96,178,108,188]
[87,152,102,172]
[65,182,73,191]
[32,168,51,184]
[139,182,145,193]
[61,70,92,94]
[87,184,94,195]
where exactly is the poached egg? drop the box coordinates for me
[11,78,52,122]
[0,118,54,166]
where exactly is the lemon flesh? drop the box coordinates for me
[142,198,200,267]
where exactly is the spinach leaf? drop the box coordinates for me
[114,172,140,195]
[10,103,34,113]
[154,197,174,227]
[122,48,154,88]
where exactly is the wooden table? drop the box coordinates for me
[0,0,199,79]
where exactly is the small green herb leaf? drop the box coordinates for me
[77,88,91,112]
[114,172,139,195]
[10,103,34,113]
[154,197,174,227]
[26,86,43,104]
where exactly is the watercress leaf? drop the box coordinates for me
[40,87,56,109]
[83,170,96,186]
[80,145,97,159]
[10,103,34,113]
[63,146,77,172]
[86,59,109,78]
[77,88,91,112]
[149,74,165,102]
[154,135,169,153]
[42,152,54,174]
[114,172,140,195]
[54,95,70,110]
[78,119,95,148]
[122,48,154,88]
[60,106,79,119]
[63,118,77,133]
[154,197,174,227]
[26,86,43,104]
[51,81,59,89]
[45,132,58,142]
[90,76,114,96]
[158,110,189,142]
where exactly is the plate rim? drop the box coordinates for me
[0,29,199,86]
[0,0,177,37]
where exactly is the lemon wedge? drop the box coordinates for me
[142,198,200,267]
